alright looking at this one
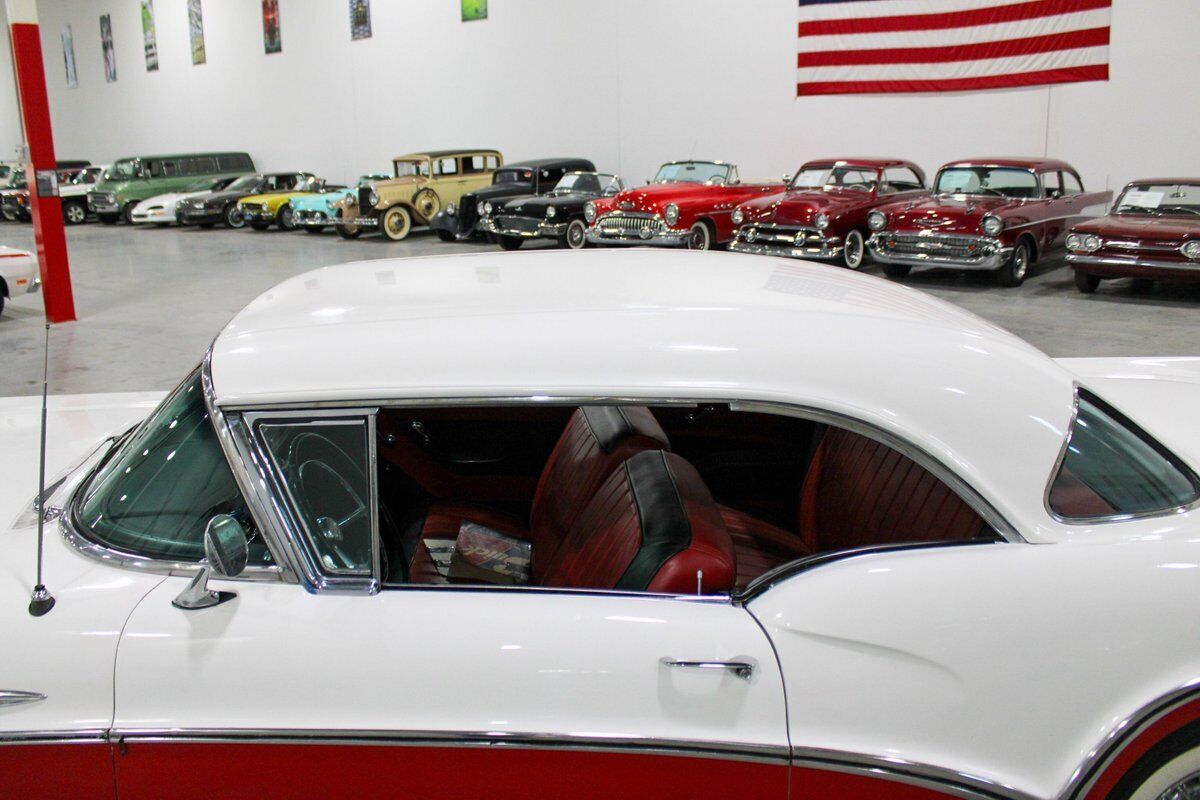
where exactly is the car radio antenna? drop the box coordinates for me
[28,322,56,617]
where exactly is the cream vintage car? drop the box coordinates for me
[336,149,502,242]
[3,250,1200,799]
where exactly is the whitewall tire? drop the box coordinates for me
[380,206,412,242]
[843,229,868,269]
[687,221,713,251]
[1126,748,1200,800]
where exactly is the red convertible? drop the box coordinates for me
[729,158,926,270]
[867,158,1110,286]
[585,161,784,250]
[1068,179,1200,292]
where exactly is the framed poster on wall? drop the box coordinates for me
[189,0,206,65]
[100,14,117,83]
[461,0,487,22]
[61,26,78,88]
[141,0,158,71]
[262,0,282,54]
[350,0,371,39]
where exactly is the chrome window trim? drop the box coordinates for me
[59,361,288,583]
[108,727,789,764]
[241,408,381,594]
[1043,383,1200,525]
[1062,679,1200,800]
[792,747,1037,800]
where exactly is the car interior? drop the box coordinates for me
[356,404,999,596]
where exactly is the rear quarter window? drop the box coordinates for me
[1048,390,1200,520]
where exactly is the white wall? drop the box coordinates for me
[10,0,1200,194]
[0,4,25,159]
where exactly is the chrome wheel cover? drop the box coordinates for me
[1014,247,1029,280]
[1157,772,1200,800]
[567,221,585,249]
[66,204,86,223]
[688,225,709,250]
[845,231,864,269]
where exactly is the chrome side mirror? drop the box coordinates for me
[172,514,248,610]
[782,174,791,183]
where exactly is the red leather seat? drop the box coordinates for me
[798,427,986,553]
[408,406,671,584]
[541,450,736,595]
[719,506,809,589]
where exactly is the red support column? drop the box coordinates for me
[6,0,76,322]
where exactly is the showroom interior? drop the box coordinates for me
[3,2,1200,799]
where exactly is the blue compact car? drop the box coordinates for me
[293,174,389,233]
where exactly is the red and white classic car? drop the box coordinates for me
[585,160,785,250]
[4,250,1200,800]
[867,158,1110,286]
[1068,178,1200,292]
[730,158,927,269]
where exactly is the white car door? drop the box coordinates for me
[113,580,789,799]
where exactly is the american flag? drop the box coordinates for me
[797,0,1112,96]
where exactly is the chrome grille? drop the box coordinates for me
[496,215,540,234]
[737,225,822,246]
[1103,237,1181,252]
[596,213,664,235]
[879,233,985,259]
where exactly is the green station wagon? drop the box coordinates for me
[88,152,255,224]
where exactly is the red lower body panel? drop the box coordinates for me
[113,742,788,800]
[792,767,965,799]
[0,742,114,800]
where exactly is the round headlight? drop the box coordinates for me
[367,189,379,207]
[731,208,744,225]
[483,202,493,216]
[664,203,679,226]
[446,202,456,216]
[1066,233,1083,252]
[867,210,887,231]
[584,201,596,223]
[981,215,1003,237]
[546,205,557,219]
[1183,241,1200,260]
[1084,235,1102,253]
[476,200,485,215]
[814,212,830,231]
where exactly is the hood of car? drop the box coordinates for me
[1070,213,1200,242]
[880,194,1017,233]
[240,191,297,205]
[739,189,873,225]
[470,182,536,204]
[201,189,257,205]
[502,192,591,216]
[292,190,351,210]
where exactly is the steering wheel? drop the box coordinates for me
[845,183,871,192]
[285,432,370,572]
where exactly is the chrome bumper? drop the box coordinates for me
[89,201,119,213]
[868,233,1010,271]
[729,240,842,260]
[338,216,380,228]
[585,225,689,246]
[295,212,334,227]
[28,276,41,294]
[480,217,568,239]
[1068,253,1200,274]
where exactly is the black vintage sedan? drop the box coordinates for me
[428,158,595,242]
[481,172,624,250]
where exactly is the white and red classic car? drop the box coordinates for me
[0,245,39,315]
[585,160,784,250]
[3,250,1200,800]
[867,158,1110,286]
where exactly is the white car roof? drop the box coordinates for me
[211,249,1080,538]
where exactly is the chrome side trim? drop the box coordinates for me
[1062,679,1200,800]
[0,690,47,708]
[1042,384,1200,526]
[109,728,790,764]
[1068,253,1200,273]
[0,729,107,746]
[792,747,1037,800]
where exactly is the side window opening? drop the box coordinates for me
[1048,390,1200,520]
[883,166,923,192]
[1043,171,1063,199]
[341,403,997,595]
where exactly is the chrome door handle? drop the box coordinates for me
[0,690,47,707]
[661,658,754,680]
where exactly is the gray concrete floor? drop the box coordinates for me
[1,222,1197,397]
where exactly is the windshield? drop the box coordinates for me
[10,171,27,188]
[106,159,141,180]
[494,168,533,185]
[394,160,429,178]
[226,175,262,192]
[358,174,389,184]
[184,178,219,192]
[935,167,1040,199]
[76,369,274,565]
[652,161,731,185]
[790,166,878,191]
[1114,183,1200,217]
[294,176,323,192]
[552,172,620,195]
[75,167,104,184]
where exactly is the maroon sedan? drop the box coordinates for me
[1068,179,1200,292]
[730,158,926,270]
[868,158,1110,287]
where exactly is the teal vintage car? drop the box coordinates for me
[293,173,389,233]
